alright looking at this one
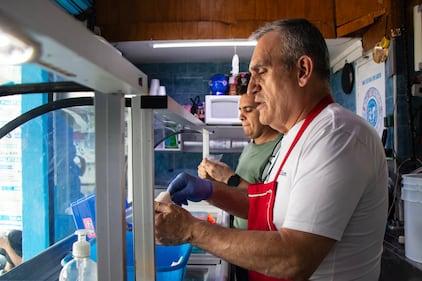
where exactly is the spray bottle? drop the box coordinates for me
[59,230,97,281]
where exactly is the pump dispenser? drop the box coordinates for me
[59,230,97,281]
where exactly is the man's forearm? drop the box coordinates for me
[207,181,249,218]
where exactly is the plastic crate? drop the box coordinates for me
[70,193,131,238]
[70,193,96,238]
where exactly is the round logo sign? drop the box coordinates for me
[362,86,384,135]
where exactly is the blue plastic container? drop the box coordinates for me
[71,194,192,281]
[90,232,192,281]
[155,243,192,281]
[209,73,229,95]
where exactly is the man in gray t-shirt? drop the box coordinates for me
[198,91,282,281]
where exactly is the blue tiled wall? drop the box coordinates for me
[138,62,248,185]
[153,151,241,186]
[330,67,357,112]
[139,62,249,106]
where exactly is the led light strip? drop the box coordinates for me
[152,40,257,48]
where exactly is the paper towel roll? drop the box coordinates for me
[155,191,172,204]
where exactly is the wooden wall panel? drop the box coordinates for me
[231,20,264,38]
[196,22,215,39]
[212,0,236,24]
[335,0,384,27]
[148,22,184,39]
[213,22,232,38]
[117,0,134,23]
[91,0,417,69]
[154,0,183,22]
[183,0,201,21]
[95,0,386,42]
[95,0,114,25]
[280,0,304,18]
[132,1,145,22]
[361,15,388,51]
[134,23,148,41]
[334,0,403,51]
[135,1,154,22]
[235,0,256,21]
[182,22,200,39]
[255,0,286,20]
[312,20,336,38]
[304,0,333,21]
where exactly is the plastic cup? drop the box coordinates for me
[149,79,160,95]
[158,86,166,96]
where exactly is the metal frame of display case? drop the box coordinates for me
[0,1,209,280]
[0,89,205,281]
[131,95,204,280]
[0,1,144,279]
[0,2,236,280]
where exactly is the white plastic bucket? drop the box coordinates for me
[401,174,422,263]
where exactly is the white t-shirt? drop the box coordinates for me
[266,103,388,281]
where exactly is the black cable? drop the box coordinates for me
[0,97,133,140]
[0,97,93,140]
[400,0,418,163]
[0,81,92,97]
[0,97,201,150]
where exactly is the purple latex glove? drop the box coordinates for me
[167,172,213,206]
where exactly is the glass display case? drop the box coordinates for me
[1,1,150,280]
[0,2,237,280]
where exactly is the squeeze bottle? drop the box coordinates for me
[59,230,97,281]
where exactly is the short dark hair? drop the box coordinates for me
[8,230,22,257]
[250,18,330,80]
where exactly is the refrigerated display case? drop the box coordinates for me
[0,1,232,280]
[0,1,148,279]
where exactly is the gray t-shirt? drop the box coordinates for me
[233,134,283,229]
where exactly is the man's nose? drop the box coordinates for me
[239,112,246,121]
[247,76,258,96]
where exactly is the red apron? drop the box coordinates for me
[247,96,334,281]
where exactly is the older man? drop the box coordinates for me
[155,19,388,281]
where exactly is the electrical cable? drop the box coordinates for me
[153,129,202,149]
[400,0,419,163]
[0,97,93,140]
[0,97,133,140]
[388,156,422,222]
[387,0,422,226]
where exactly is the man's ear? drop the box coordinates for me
[297,56,313,87]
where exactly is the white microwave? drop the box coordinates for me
[205,95,241,125]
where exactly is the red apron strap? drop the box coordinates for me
[247,95,334,281]
[273,95,334,178]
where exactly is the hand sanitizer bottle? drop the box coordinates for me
[59,230,97,281]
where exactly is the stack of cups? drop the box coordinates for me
[150,79,167,96]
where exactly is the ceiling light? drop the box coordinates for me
[0,25,39,65]
[152,40,257,48]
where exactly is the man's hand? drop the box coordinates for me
[154,201,195,245]
[198,158,234,184]
[167,172,213,205]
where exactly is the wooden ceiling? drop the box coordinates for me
[93,0,418,53]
